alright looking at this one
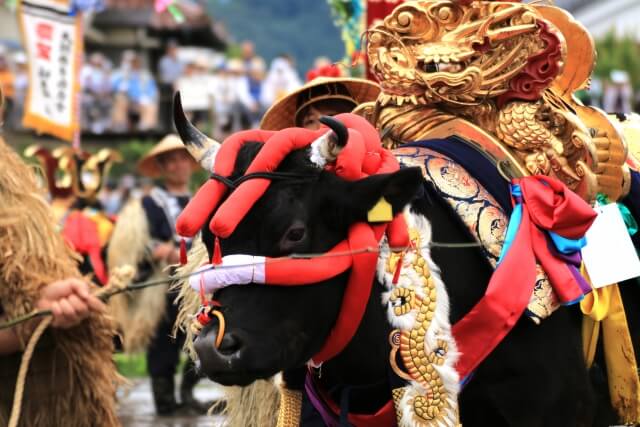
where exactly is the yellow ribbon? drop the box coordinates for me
[580,267,640,424]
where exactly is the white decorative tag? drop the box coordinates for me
[581,203,640,288]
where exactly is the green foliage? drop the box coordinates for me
[110,139,156,179]
[191,167,209,191]
[114,352,188,378]
[114,353,148,378]
[225,42,242,59]
[594,32,640,90]
[110,138,207,190]
[327,0,355,23]
[208,0,344,74]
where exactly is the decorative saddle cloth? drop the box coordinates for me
[394,139,559,323]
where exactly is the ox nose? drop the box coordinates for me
[217,332,242,356]
[194,327,244,362]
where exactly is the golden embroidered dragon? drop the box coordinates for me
[384,225,459,426]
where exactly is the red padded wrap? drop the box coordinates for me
[176,129,274,237]
[326,113,400,178]
[387,213,410,249]
[265,240,353,285]
[211,127,326,237]
[311,222,385,364]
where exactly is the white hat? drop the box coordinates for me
[611,70,630,84]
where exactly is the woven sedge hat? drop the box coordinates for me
[260,77,381,131]
[137,134,198,178]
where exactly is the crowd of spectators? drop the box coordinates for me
[0,39,309,138]
[79,39,305,139]
[168,40,302,139]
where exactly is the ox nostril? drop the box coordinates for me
[217,333,242,356]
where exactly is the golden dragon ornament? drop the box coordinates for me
[363,0,629,203]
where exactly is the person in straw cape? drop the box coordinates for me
[0,136,121,426]
[108,134,215,416]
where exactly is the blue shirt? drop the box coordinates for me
[112,71,158,103]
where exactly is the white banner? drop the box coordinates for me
[19,0,81,141]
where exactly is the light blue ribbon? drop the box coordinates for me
[497,184,522,265]
[549,232,587,254]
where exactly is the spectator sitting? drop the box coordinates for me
[111,53,159,132]
[211,59,256,137]
[603,70,633,114]
[174,57,212,128]
[306,56,342,82]
[158,40,184,86]
[260,55,302,108]
[158,40,184,132]
[247,57,266,127]
[81,53,113,134]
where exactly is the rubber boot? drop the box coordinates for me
[151,375,179,415]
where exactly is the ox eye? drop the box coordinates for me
[285,227,306,242]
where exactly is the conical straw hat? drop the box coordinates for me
[137,134,198,178]
[260,77,380,131]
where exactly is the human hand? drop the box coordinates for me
[153,242,180,264]
[36,278,106,328]
[166,247,182,265]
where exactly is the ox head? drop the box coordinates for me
[174,96,422,385]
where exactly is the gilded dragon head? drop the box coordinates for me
[367,0,565,108]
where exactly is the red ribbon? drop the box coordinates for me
[452,176,596,380]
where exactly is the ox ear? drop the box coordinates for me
[348,166,423,220]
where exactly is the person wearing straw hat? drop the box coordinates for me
[260,76,381,131]
[108,134,212,416]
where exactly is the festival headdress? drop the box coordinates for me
[174,91,411,364]
[24,145,121,200]
[173,92,356,241]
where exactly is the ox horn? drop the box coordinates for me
[310,116,349,167]
[173,91,221,172]
[320,116,348,148]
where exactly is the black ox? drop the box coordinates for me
[174,102,621,427]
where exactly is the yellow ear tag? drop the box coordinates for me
[367,197,393,223]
